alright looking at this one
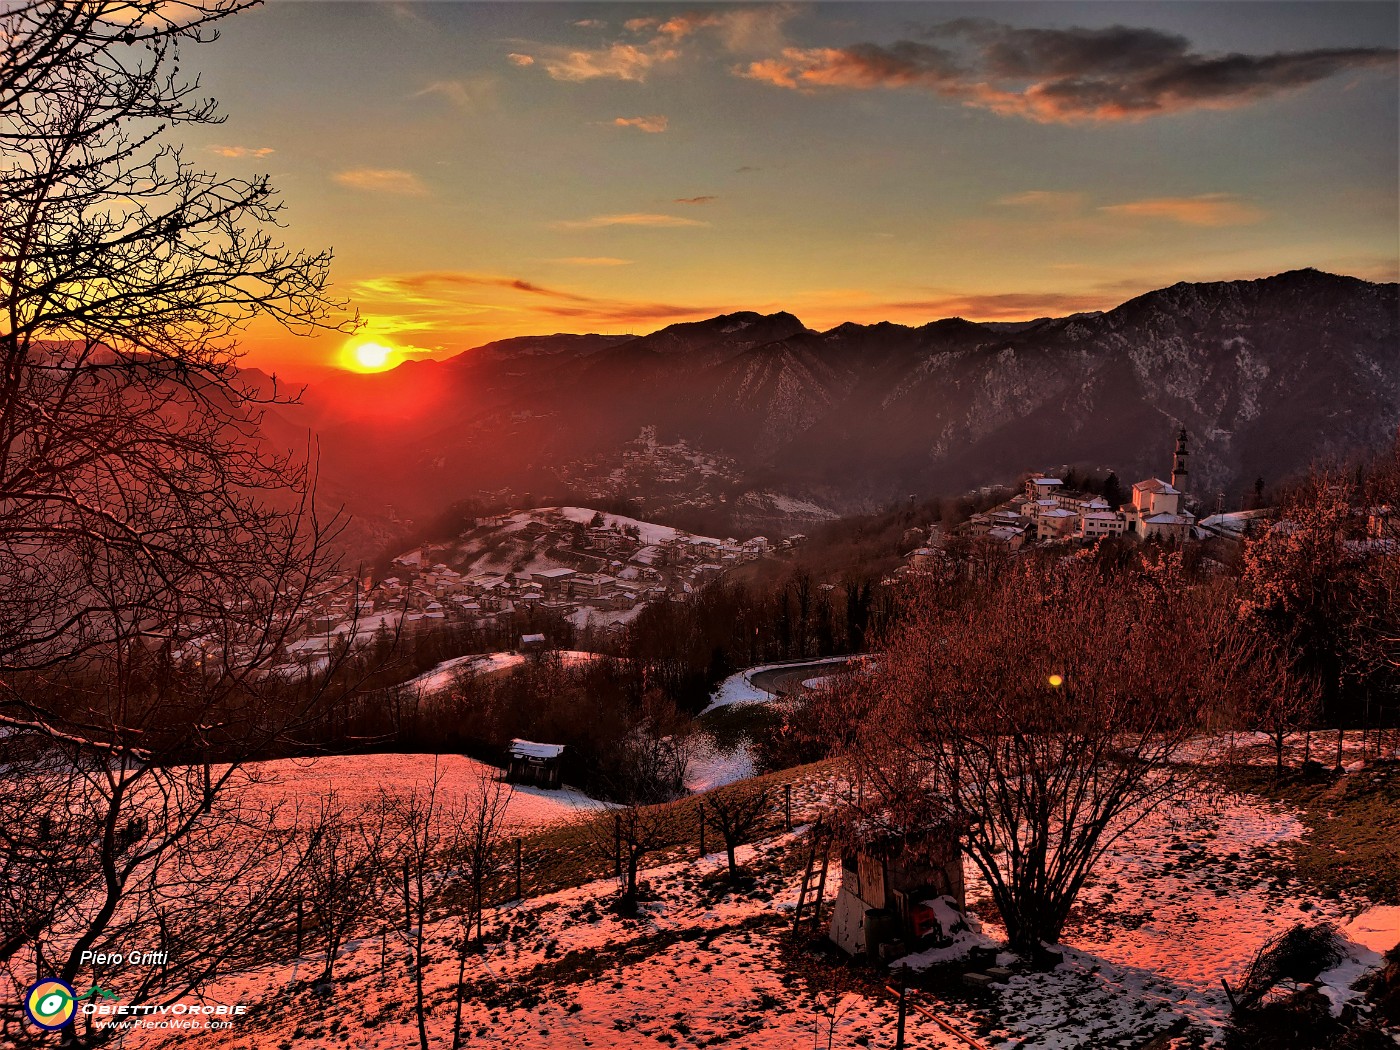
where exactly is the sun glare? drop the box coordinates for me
[344,340,395,372]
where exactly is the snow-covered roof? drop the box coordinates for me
[1144,512,1192,524]
[533,567,576,579]
[1135,478,1180,495]
[509,739,566,760]
[520,632,546,644]
[1042,508,1077,518]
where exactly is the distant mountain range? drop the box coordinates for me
[259,269,1399,552]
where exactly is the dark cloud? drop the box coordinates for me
[741,19,1397,122]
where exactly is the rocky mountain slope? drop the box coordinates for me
[278,270,1398,544]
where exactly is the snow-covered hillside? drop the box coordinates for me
[129,764,1398,1050]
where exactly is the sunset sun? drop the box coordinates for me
[346,340,394,372]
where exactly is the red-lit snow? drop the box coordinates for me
[231,753,607,834]
[126,760,1396,1049]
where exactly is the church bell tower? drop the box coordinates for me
[1170,427,1189,492]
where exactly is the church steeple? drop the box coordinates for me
[1170,427,1189,491]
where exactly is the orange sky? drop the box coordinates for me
[182,2,1398,376]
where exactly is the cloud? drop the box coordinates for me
[875,290,1109,320]
[740,20,1397,123]
[209,145,275,158]
[535,42,676,82]
[674,195,718,205]
[613,115,669,133]
[506,53,535,67]
[1100,193,1266,226]
[413,76,497,110]
[550,212,709,230]
[651,6,795,50]
[996,190,1088,217]
[518,5,797,83]
[572,19,605,29]
[997,190,1084,208]
[546,257,634,266]
[333,168,429,197]
[351,271,713,327]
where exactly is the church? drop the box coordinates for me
[1121,429,1197,542]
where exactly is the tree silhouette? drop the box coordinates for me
[0,3,358,1040]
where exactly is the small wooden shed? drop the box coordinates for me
[506,739,566,789]
[829,817,965,957]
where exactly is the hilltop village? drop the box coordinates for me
[280,508,796,668]
[909,430,1204,571]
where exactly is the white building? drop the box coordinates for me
[1121,429,1196,542]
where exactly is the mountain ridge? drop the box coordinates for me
[282,269,1398,550]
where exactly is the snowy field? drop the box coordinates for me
[551,505,725,547]
[230,753,608,834]
[685,736,757,793]
[128,762,1397,1050]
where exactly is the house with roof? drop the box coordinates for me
[1036,506,1080,540]
[531,566,576,595]
[506,739,566,788]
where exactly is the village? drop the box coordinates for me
[907,429,1201,573]
[277,507,804,670]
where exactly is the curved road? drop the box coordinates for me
[748,656,863,698]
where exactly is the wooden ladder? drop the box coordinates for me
[791,818,834,939]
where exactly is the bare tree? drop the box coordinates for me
[611,803,682,908]
[704,785,770,882]
[838,554,1267,953]
[390,765,448,1050]
[613,691,697,803]
[301,793,390,988]
[449,767,513,1050]
[0,2,361,1044]
[1247,668,1320,781]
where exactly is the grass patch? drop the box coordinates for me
[1217,760,1400,906]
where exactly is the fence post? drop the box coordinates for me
[698,802,705,858]
[784,784,792,831]
[515,837,523,901]
[895,975,907,1050]
[614,814,623,879]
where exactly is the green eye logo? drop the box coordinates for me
[25,978,76,1030]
